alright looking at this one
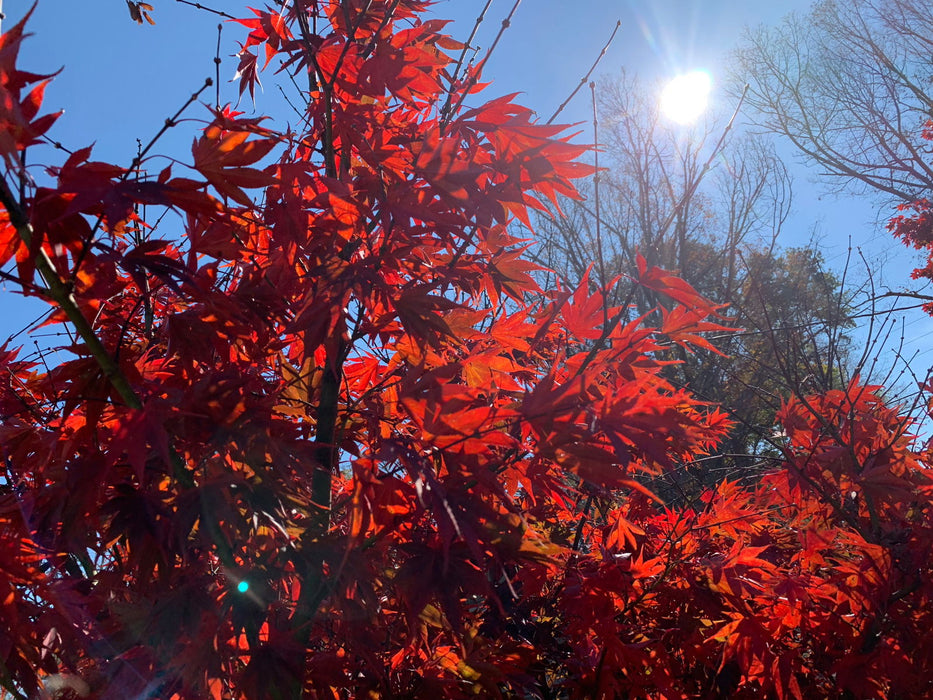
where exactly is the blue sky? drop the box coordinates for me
[4,1,932,375]
[438,0,813,120]
[7,1,813,163]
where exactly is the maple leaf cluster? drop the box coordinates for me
[1,3,932,698]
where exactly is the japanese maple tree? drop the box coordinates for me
[2,2,933,699]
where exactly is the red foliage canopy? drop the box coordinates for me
[1,3,932,698]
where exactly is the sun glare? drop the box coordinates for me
[660,70,712,125]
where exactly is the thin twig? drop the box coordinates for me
[656,84,749,239]
[129,78,213,174]
[441,0,522,130]
[547,20,621,125]
[40,136,74,155]
[324,0,374,91]
[70,78,213,280]
[570,495,593,554]
[277,84,306,121]
[174,0,236,19]
[440,0,494,120]
[590,82,608,324]
[294,11,335,174]
[215,24,223,109]
[360,0,401,58]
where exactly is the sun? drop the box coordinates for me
[660,70,712,125]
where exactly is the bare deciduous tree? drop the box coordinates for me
[733,0,933,202]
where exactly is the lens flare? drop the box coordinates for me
[660,70,712,125]
[237,580,250,593]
